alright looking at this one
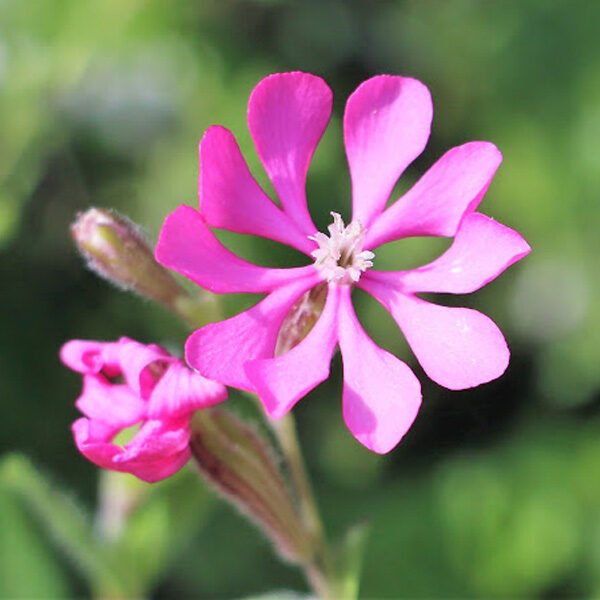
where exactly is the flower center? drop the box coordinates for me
[309,212,375,285]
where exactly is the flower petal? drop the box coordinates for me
[248,72,332,234]
[199,126,314,254]
[147,361,227,420]
[245,285,340,418]
[156,205,314,293]
[367,213,531,294]
[76,375,145,428]
[116,338,172,398]
[121,450,191,483]
[365,142,502,248]
[186,276,319,391]
[73,418,191,483]
[60,340,106,374]
[60,339,137,380]
[362,281,509,390]
[344,76,433,228]
[116,420,190,463]
[337,288,422,454]
[72,417,121,467]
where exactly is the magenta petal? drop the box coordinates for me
[248,72,331,234]
[344,76,433,228]
[116,420,190,463]
[199,126,314,254]
[245,285,341,418]
[73,417,190,483]
[61,339,131,382]
[116,338,172,398]
[337,288,422,454]
[368,213,531,294]
[147,361,227,420]
[363,281,509,390]
[156,205,314,293]
[121,450,191,483]
[72,417,114,444]
[72,417,121,469]
[365,142,503,248]
[60,340,111,374]
[115,421,191,481]
[76,375,145,427]
[186,276,318,391]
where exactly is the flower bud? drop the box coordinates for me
[190,408,315,564]
[71,208,186,308]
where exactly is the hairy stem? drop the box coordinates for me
[271,413,325,551]
[271,413,350,600]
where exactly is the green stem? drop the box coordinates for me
[271,413,325,550]
[171,291,222,328]
[271,413,348,600]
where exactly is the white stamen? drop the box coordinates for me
[309,212,375,284]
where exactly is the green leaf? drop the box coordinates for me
[0,486,70,598]
[116,466,214,590]
[0,454,133,597]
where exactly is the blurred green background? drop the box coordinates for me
[2,0,600,597]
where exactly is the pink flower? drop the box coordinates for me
[60,337,227,482]
[156,72,530,453]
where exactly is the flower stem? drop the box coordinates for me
[172,291,222,328]
[270,413,348,600]
[271,413,325,548]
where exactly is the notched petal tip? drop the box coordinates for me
[364,281,511,391]
[343,379,422,455]
[378,212,532,296]
[247,70,332,235]
[344,75,434,227]
[249,70,331,91]
[351,74,433,106]
[337,289,422,454]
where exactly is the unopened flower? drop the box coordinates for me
[71,208,186,308]
[156,72,530,453]
[60,337,227,482]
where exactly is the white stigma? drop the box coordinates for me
[309,212,375,285]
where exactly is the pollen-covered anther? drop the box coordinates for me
[309,212,375,284]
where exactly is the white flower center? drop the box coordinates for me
[309,212,375,285]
